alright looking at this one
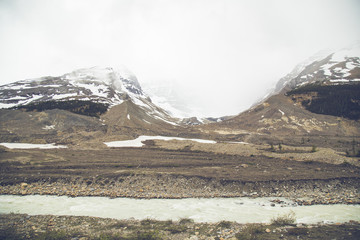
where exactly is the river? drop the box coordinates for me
[1,195,359,224]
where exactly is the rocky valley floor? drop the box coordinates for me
[0,145,359,204]
[0,142,359,239]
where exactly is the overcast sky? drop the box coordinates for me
[0,0,359,117]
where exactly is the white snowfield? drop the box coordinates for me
[104,135,216,148]
[0,143,67,149]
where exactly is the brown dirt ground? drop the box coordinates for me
[0,146,359,185]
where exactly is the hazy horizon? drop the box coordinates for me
[0,0,359,117]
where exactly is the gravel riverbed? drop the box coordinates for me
[1,175,359,205]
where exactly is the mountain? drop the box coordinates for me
[1,43,359,148]
[0,66,198,147]
[284,42,360,89]
[201,43,360,146]
[272,49,334,94]
[0,66,169,118]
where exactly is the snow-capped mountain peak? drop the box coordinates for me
[63,66,144,97]
[273,41,360,93]
[0,66,148,109]
[0,65,182,125]
[292,44,360,88]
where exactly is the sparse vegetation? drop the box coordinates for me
[270,211,296,226]
[304,159,314,164]
[346,139,360,157]
[140,218,158,226]
[287,227,309,236]
[270,143,275,152]
[235,224,266,240]
[311,145,317,153]
[2,214,360,240]
[164,224,187,234]
[346,150,351,157]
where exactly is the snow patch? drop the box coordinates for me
[329,79,350,83]
[152,115,179,126]
[104,136,216,148]
[227,141,249,145]
[42,125,55,130]
[52,93,78,100]
[0,143,67,149]
[0,103,17,109]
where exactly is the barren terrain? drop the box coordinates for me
[1,213,360,240]
[0,143,359,204]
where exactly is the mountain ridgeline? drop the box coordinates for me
[0,43,360,147]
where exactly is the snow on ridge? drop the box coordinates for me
[329,78,360,83]
[0,66,146,108]
[52,93,79,100]
[62,66,144,99]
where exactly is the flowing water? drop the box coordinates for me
[1,195,359,224]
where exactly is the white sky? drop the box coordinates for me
[0,0,359,117]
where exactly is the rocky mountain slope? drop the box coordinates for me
[0,67,200,146]
[1,43,360,148]
[200,43,360,147]
[0,66,174,119]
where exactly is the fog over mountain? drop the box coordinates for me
[0,0,359,117]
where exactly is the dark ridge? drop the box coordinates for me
[287,83,360,120]
[11,100,109,117]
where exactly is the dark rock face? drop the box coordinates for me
[12,100,109,118]
[288,83,360,120]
